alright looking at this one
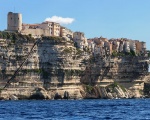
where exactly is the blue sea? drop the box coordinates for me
[0,99,150,120]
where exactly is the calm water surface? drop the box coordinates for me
[0,99,150,120]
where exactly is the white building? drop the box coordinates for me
[124,41,130,52]
[112,41,120,52]
[129,40,136,52]
[60,27,73,40]
[73,32,88,49]
[118,41,124,52]
[87,40,95,53]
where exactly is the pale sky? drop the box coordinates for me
[0,0,150,49]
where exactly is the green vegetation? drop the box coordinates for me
[0,31,35,41]
[65,69,83,76]
[1,69,6,74]
[74,42,78,48]
[130,50,136,56]
[112,50,136,57]
[89,55,95,63]
[22,69,42,74]
[0,88,3,93]
[147,50,150,57]
[16,55,24,60]
[62,47,74,54]
[109,81,118,89]
[83,47,91,53]
[76,48,83,55]
[124,50,136,56]
[85,84,93,93]
[42,36,65,42]
[144,83,150,95]
[42,69,49,79]
[22,69,49,79]
[119,84,126,92]
[112,51,125,57]
[108,82,126,92]
[28,34,32,37]
[139,89,143,95]
[81,59,88,64]
[112,51,118,57]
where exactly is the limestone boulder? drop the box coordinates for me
[0,91,9,100]
[9,94,18,100]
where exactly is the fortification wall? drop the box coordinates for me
[21,29,50,38]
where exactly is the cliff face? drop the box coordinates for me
[81,56,149,83]
[81,55,149,98]
[0,36,87,100]
[0,34,149,100]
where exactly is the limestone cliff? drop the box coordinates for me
[0,33,87,100]
[81,55,149,98]
[0,32,149,100]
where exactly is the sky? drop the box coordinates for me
[0,0,150,49]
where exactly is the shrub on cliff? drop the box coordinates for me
[107,82,126,92]
[85,85,93,93]
[0,31,35,41]
[62,47,74,54]
[147,50,150,57]
[130,50,136,56]
[112,51,118,57]
[76,48,83,55]
[42,36,65,42]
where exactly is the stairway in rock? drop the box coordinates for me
[3,40,40,89]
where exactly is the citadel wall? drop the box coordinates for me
[21,29,51,38]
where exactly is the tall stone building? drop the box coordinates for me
[73,32,88,49]
[7,12,22,32]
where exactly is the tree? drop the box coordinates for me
[28,34,32,38]
[0,32,2,38]
[112,51,118,57]
[130,50,136,56]
[147,50,150,57]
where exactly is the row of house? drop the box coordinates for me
[6,12,147,56]
[7,12,88,50]
[21,22,71,38]
[88,37,147,56]
[21,23,89,49]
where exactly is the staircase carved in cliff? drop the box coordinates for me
[3,39,40,89]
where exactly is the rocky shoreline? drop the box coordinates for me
[0,82,149,100]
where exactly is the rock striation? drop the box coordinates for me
[0,32,149,100]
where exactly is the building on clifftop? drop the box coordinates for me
[7,12,22,32]
[73,32,88,49]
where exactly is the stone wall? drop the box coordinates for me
[21,29,51,38]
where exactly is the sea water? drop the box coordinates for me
[0,99,150,120]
